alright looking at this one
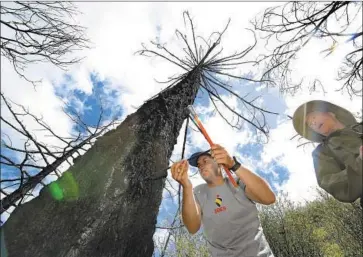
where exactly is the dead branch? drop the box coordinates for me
[253,2,362,96]
[0,1,90,87]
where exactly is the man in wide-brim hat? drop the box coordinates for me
[293,100,362,204]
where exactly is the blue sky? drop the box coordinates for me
[54,73,123,129]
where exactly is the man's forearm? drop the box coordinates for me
[235,165,275,204]
[181,184,201,234]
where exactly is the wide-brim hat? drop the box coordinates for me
[188,150,211,167]
[292,100,356,143]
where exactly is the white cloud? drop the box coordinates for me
[71,2,278,115]
[1,59,74,148]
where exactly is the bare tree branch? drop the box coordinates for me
[253,2,362,96]
[137,11,280,141]
[0,1,90,87]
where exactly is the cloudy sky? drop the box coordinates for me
[1,2,362,255]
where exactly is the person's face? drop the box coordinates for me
[306,111,337,136]
[196,155,220,183]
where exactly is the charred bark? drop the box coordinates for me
[1,68,201,257]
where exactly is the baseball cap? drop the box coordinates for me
[188,149,211,167]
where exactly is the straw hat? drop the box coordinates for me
[292,100,356,142]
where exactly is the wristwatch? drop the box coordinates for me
[229,156,241,172]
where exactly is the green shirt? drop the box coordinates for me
[313,123,362,202]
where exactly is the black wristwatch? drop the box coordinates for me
[229,156,241,172]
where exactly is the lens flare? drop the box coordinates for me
[49,182,64,200]
[48,172,79,201]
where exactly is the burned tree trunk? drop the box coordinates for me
[1,68,201,257]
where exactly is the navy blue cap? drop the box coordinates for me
[188,149,211,167]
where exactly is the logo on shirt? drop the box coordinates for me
[214,194,227,214]
[215,195,222,207]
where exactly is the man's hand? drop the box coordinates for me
[171,160,192,188]
[211,144,235,169]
